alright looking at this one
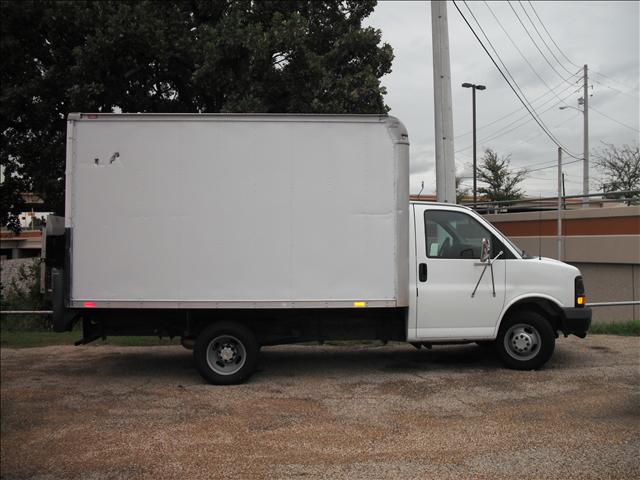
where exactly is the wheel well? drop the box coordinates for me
[500,298,563,333]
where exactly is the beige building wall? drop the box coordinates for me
[570,263,639,323]
[483,206,639,324]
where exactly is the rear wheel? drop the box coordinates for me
[496,311,555,370]
[194,322,258,385]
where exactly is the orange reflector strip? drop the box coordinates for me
[84,301,97,308]
[353,301,367,308]
[577,296,585,305]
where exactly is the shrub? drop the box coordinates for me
[0,259,51,331]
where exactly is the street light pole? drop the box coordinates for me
[462,82,486,208]
[472,86,477,207]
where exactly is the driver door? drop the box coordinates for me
[414,206,506,340]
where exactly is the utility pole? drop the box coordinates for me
[557,147,563,261]
[582,64,589,208]
[462,83,486,208]
[431,0,456,203]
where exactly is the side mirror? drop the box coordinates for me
[480,238,491,263]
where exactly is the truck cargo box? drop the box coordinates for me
[65,113,409,309]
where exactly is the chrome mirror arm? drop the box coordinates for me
[472,250,504,298]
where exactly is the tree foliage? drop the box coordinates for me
[0,0,393,229]
[476,148,526,202]
[594,142,639,204]
[455,175,470,204]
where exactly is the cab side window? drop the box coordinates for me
[425,210,493,259]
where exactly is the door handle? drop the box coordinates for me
[419,263,428,282]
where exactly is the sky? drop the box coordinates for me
[365,0,640,198]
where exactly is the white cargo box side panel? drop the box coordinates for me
[67,114,408,308]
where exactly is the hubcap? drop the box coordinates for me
[219,345,236,363]
[206,335,247,376]
[504,323,541,361]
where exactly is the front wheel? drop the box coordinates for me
[496,311,555,370]
[194,322,259,385]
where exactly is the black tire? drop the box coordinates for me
[496,311,555,370]
[194,321,259,385]
[180,337,194,350]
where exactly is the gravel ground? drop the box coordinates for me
[1,335,639,479]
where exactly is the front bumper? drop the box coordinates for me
[561,307,592,338]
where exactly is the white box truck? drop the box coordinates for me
[47,113,591,384]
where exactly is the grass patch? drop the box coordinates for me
[0,331,78,348]
[589,320,640,336]
[0,330,180,349]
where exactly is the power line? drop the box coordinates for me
[590,106,640,133]
[456,85,580,153]
[453,1,582,159]
[527,158,582,173]
[593,70,640,91]
[562,177,583,184]
[526,1,580,68]
[500,112,583,170]
[475,113,582,173]
[463,0,555,121]
[507,2,577,86]
[526,1,639,100]
[456,96,572,153]
[455,81,577,140]
[483,1,578,106]
[459,117,582,176]
[520,111,582,149]
[458,112,581,176]
[457,1,581,158]
[593,78,640,100]
[518,0,582,73]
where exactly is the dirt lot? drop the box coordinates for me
[1,335,639,480]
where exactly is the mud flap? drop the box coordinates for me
[52,268,77,332]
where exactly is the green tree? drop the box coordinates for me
[594,142,639,204]
[1,0,393,230]
[455,175,470,204]
[476,148,526,202]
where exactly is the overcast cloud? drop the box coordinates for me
[365,1,640,197]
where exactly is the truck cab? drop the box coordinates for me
[409,201,591,369]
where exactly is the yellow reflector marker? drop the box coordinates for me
[577,296,585,305]
[353,301,367,308]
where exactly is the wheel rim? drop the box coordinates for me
[206,335,247,376]
[503,323,541,362]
